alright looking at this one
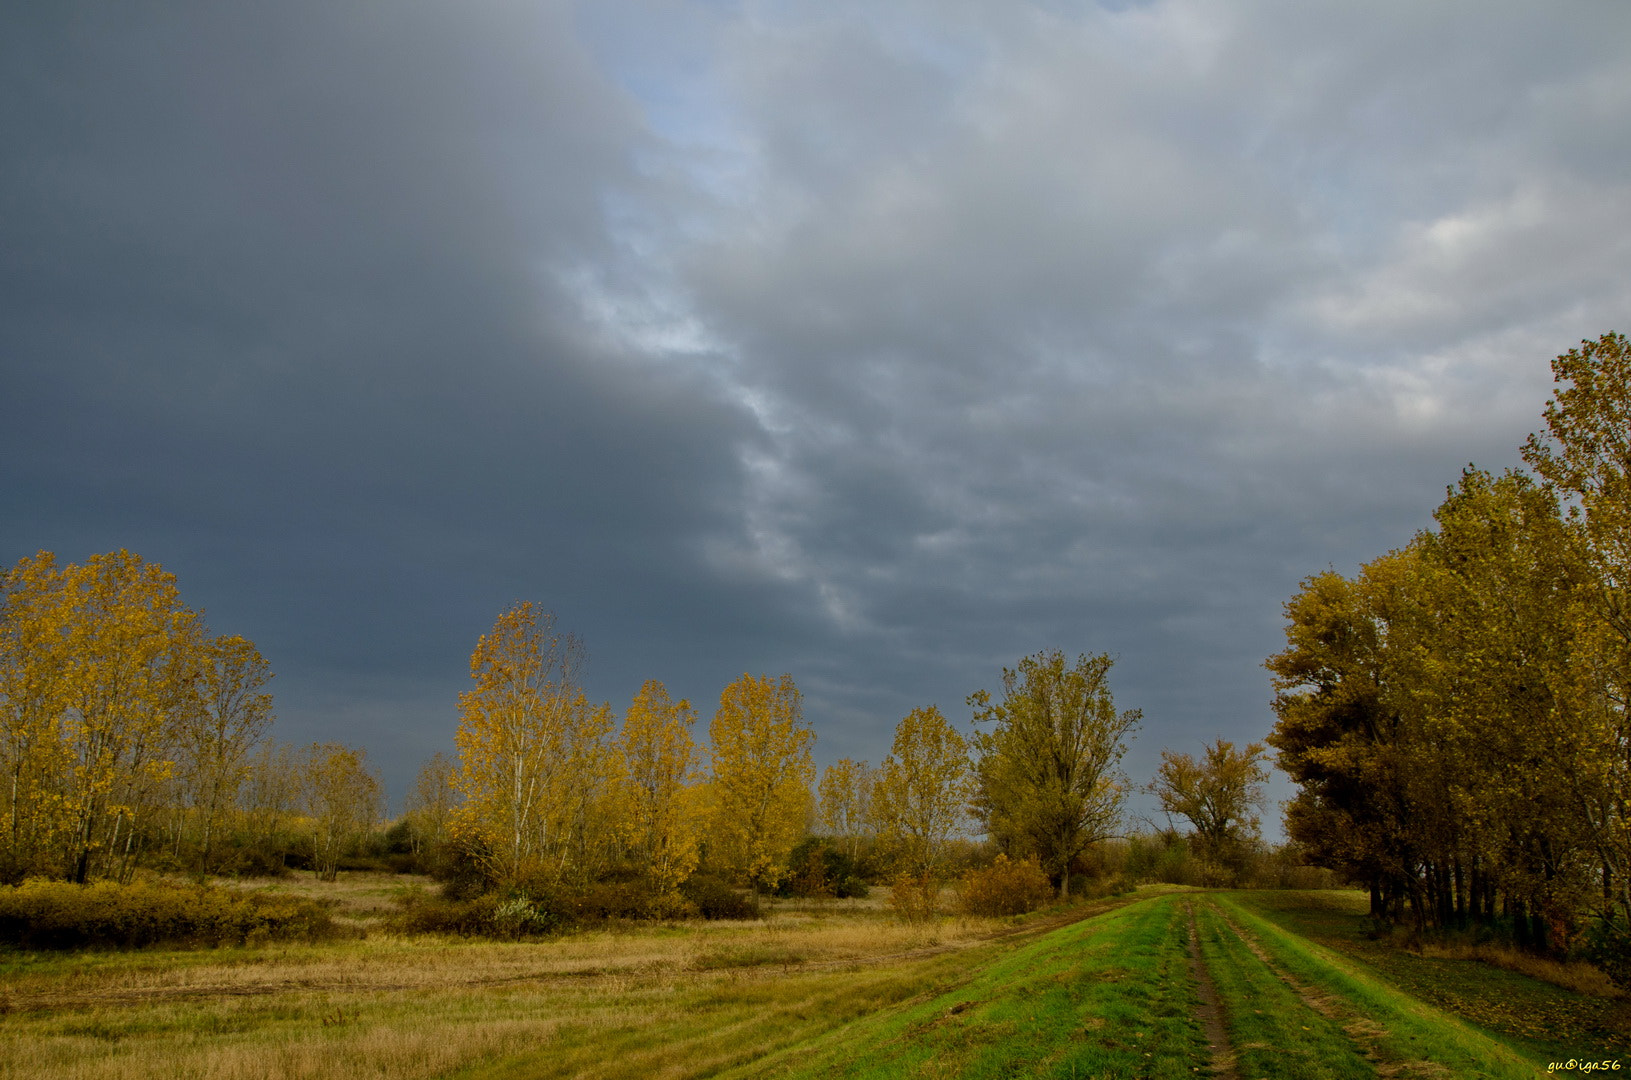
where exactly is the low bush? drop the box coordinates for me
[778,839,869,899]
[957,854,1053,917]
[679,874,759,919]
[0,879,341,949]
[386,891,503,937]
[888,873,941,923]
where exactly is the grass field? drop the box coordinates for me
[2,876,1625,1079]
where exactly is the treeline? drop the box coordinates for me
[1268,332,1631,982]
[0,550,383,884]
[3,551,1297,927]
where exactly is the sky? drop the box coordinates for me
[4,1,1629,829]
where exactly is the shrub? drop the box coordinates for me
[957,855,1053,917]
[888,873,941,923]
[575,880,662,921]
[1583,916,1631,991]
[679,874,759,920]
[778,839,867,899]
[0,879,341,949]
[386,892,502,937]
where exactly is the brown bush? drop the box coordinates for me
[956,855,1053,917]
[0,879,341,949]
[887,873,941,923]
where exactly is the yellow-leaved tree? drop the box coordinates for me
[708,673,814,894]
[14,551,203,882]
[613,679,699,892]
[176,634,274,873]
[453,603,615,886]
[0,552,76,881]
[872,706,972,879]
[817,757,875,862]
[299,742,382,882]
[404,751,460,857]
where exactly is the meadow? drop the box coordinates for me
[1,875,1625,1079]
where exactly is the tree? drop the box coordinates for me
[969,650,1140,898]
[1266,558,1421,922]
[817,757,875,862]
[19,551,201,882]
[1522,331,1631,950]
[403,751,459,857]
[708,673,815,894]
[299,742,381,881]
[452,603,615,885]
[176,634,274,872]
[0,552,75,882]
[1148,739,1268,867]
[872,707,972,878]
[613,679,700,892]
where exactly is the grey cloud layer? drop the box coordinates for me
[4,1,1628,813]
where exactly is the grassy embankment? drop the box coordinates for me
[3,877,1626,1079]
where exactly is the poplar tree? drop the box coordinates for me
[613,679,700,892]
[708,673,814,894]
[872,706,972,878]
[817,757,875,862]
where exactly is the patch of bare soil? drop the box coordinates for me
[1185,901,1239,1080]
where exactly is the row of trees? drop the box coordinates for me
[449,615,1270,904]
[0,550,382,883]
[2,553,1276,906]
[1269,333,1631,971]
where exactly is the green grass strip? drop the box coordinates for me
[730,895,1210,1080]
[1212,895,1540,1079]
[1193,902,1374,1080]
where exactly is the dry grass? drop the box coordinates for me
[0,873,1071,1080]
[1416,940,1624,999]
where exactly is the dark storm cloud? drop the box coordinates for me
[0,2,763,783]
[4,1,1630,821]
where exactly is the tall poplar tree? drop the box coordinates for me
[708,673,814,894]
[872,706,972,879]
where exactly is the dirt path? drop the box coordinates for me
[1206,901,1450,1079]
[1185,900,1240,1080]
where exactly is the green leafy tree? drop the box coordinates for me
[1148,738,1269,867]
[969,650,1139,898]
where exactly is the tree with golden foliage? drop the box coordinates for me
[708,673,814,894]
[1148,738,1268,865]
[299,743,381,881]
[872,706,972,878]
[0,551,203,882]
[404,751,459,857]
[0,552,75,881]
[176,634,274,873]
[817,757,875,862]
[453,603,614,885]
[613,680,700,892]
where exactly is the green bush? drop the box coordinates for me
[957,854,1053,917]
[0,879,340,949]
[1583,916,1631,990]
[387,891,505,937]
[679,874,759,919]
[777,839,868,899]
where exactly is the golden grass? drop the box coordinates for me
[1417,940,1624,999]
[0,873,1076,1080]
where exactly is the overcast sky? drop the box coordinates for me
[5,1,1629,827]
